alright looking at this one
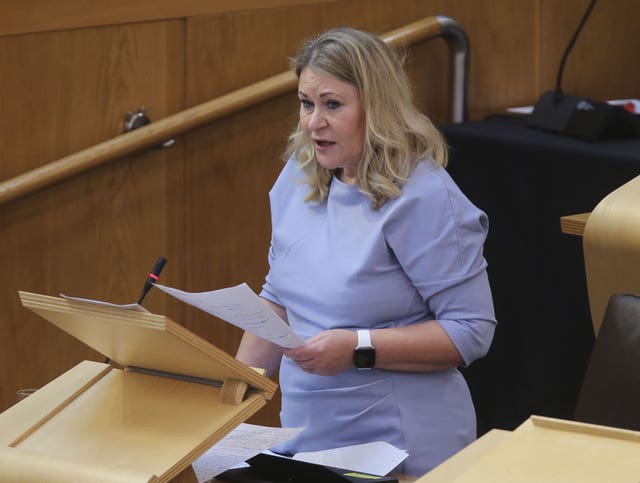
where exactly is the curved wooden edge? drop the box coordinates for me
[583,175,640,335]
[221,379,249,405]
[0,16,445,206]
[381,16,443,48]
[560,212,590,237]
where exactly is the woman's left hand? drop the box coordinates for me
[284,329,356,376]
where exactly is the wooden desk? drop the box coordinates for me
[414,430,509,482]
[415,416,640,482]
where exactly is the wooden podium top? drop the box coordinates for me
[0,291,278,482]
[18,291,276,395]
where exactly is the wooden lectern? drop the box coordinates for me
[0,291,277,482]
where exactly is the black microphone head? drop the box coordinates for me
[137,256,168,305]
[151,257,167,277]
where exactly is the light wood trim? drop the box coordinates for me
[524,415,640,444]
[560,212,590,236]
[0,16,443,206]
[382,15,443,47]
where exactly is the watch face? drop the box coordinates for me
[354,348,376,369]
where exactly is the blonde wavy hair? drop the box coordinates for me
[286,27,448,209]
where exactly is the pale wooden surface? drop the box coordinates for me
[0,447,158,483]
[583,175,640,335]
[0,361,111,447]
[416,416,640,482]
[560,212,590,237]
[2,290,280,483]
[414,430,510,482]
[0,361,157,482]
[2,1,640,431]
[0,361,270,482]
[12,369,267,481]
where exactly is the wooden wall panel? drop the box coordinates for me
[1,0,639,429]
[539,0,640,101]
[0,21,185,411]
[0,0,342,36]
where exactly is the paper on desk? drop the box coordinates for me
[154,283,304,348]
[191,423,304,482]
[293,441,409,476]
[59,294,150,313]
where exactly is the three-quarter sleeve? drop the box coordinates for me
[383,162,496,365]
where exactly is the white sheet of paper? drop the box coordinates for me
[59,294,150,313]
[191,423,304,481]
[293,441,409,476]
[154,283,304,348]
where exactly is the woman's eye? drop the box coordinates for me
[300,100,314,110]
[327,100,341,110]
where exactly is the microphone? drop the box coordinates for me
[527,0,639,141]
[137,256,167,305]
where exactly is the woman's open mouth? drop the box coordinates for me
[314,139,335,151]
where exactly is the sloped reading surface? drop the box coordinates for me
[0,360,270,482]
[19,291,276,396]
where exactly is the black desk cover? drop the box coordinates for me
[440,115,640,435]
[216,453,398,483]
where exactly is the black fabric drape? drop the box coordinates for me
[440,115,640,435]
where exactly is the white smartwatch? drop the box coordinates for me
[353,329,376,369]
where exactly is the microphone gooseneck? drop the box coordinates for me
[137,256,167,305]
[554,0,597,104]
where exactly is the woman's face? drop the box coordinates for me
[298,67,365,184]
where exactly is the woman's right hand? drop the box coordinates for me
[284,329,357,376]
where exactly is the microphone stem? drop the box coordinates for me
[554,0,597,98]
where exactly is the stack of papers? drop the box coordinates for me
[191,424,408,482]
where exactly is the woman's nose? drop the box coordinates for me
[307,109,328,130]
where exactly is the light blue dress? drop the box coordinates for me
[260,157,496,476]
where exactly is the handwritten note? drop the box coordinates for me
[191,423,304,481]
[154,283,304,348]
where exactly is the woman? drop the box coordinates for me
[236,27,496,476]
